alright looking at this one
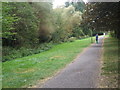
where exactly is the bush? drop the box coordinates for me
[68,37,77,42]
[2,43,54,62]
[110,31,116,38]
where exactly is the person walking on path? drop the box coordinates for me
[96,34,99,44]
[41,36,104,88]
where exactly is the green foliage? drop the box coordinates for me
[52,5,83,42]
[2,2,20,39]
[68,37,77,42]
[32,2,54,42]
[82,2,119,39]
[2,43,53,62]
[65,1,86,12]
[51,8,66,42]
[3,37,91,88]
[2,2,88,62]
[11,2,39,46]
[2,2,39,47]
[72,26,85,38]
[110,31,115,37]
[2,2,86,45]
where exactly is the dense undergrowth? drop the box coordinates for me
[2,37,83,62]
[2,43,54,62]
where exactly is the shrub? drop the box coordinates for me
[2,43,54,62]
[68,37,77,42]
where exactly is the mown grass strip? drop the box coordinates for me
[3,37,93,88]
[100,37,119,88]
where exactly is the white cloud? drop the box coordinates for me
[52,0,68,9]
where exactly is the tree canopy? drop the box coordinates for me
[2,2,87,47]
[82,2,119,39]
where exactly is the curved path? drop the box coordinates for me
[41,36,104,88]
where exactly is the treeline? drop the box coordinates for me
[82,2,120,39]
[2,2,89,62]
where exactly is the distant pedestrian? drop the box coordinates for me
[96,34,98,44]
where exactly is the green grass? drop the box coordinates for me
[102,37,118,74]
[101,37,119,88]
[0,62,2,90]
[3,37,93,88]
[2,43,54,62]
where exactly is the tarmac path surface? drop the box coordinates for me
[41,36,104,88]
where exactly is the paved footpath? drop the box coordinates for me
[41,36,104,88]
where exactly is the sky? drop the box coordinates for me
[52,0,88,9]
[52,0,68,9]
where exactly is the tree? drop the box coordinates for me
[65,1,86,13]
[32,2,54,43]
[82,2,119,39]
[2,2,20,46]
[52,5,83,42]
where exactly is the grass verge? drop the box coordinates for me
[3,37,92,88]
[100,37,119,88]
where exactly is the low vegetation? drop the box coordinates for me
[100,36,119,88]
[2,2,91,62]
[3,37,92,88]
[2,1,120,89]
[2,43,54,62]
